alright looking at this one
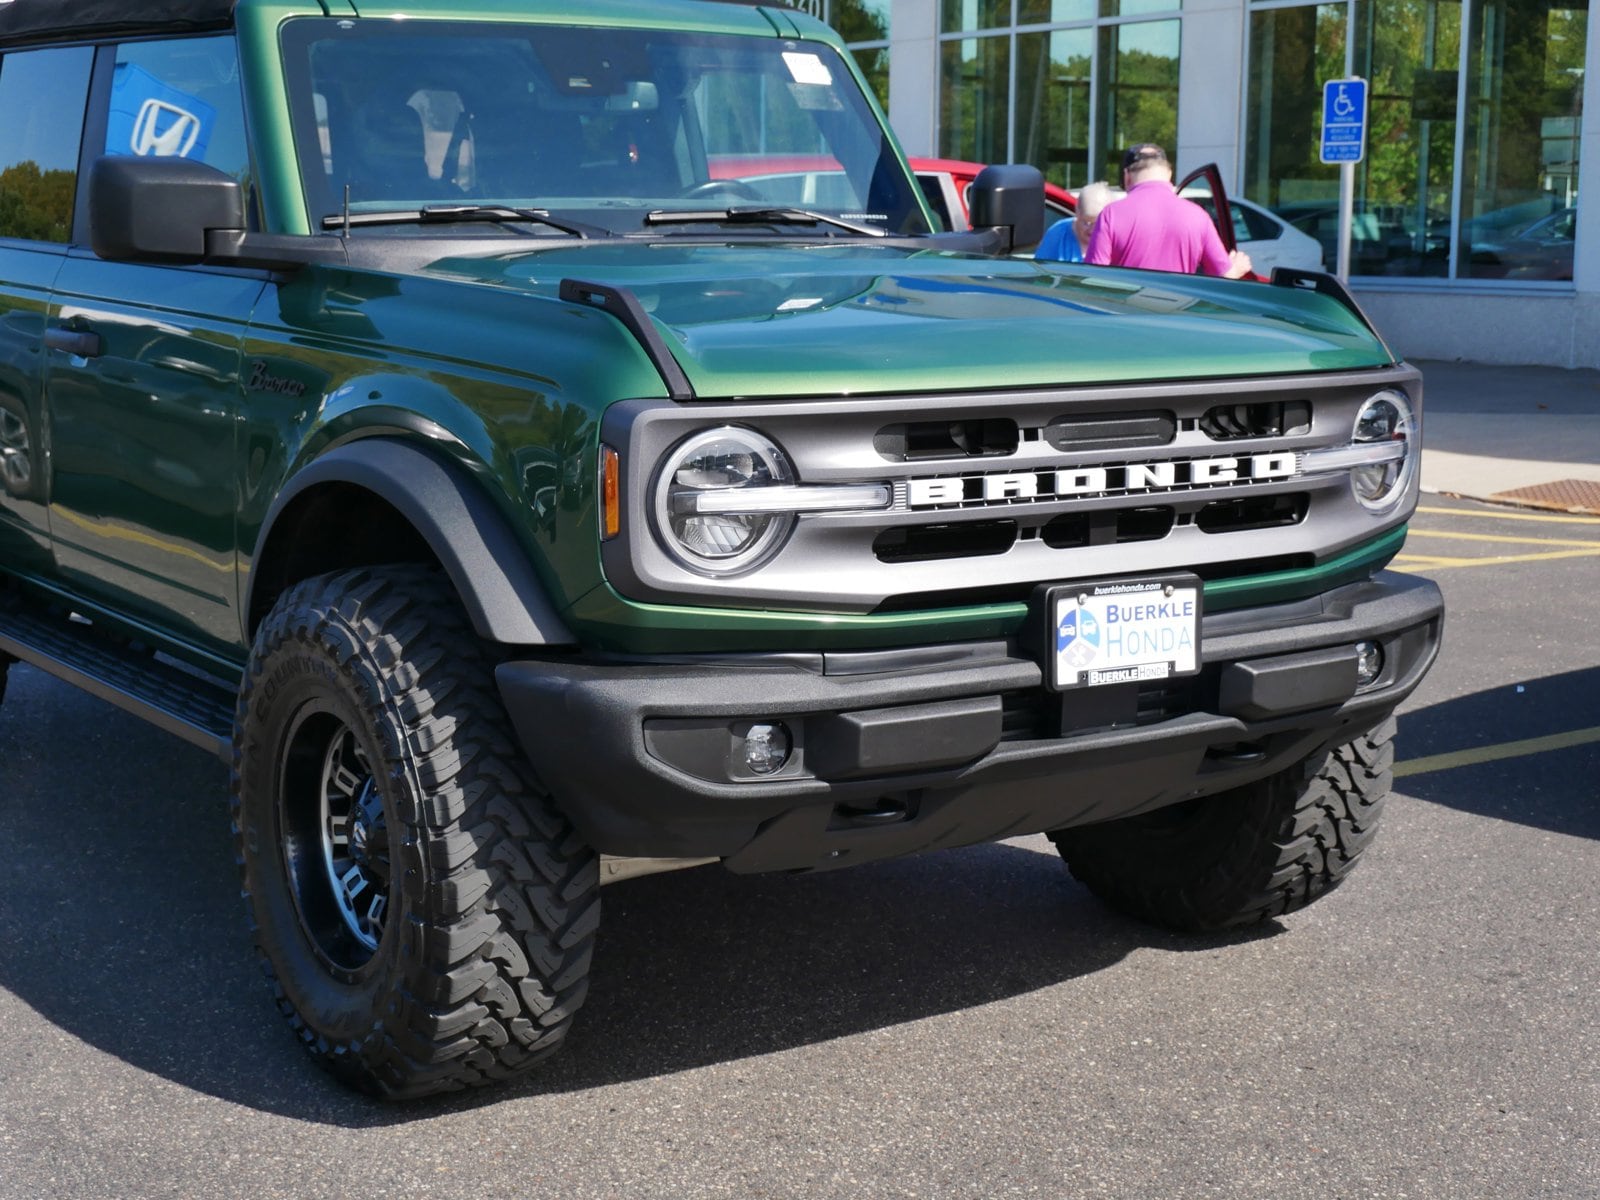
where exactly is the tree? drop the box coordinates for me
[0,162,75,243]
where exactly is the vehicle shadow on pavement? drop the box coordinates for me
[0,666,1278,1125]
[1396,664,1599,840]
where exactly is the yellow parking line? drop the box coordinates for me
[52,506,232,573]
[1392,547,1600,572]
[1390,559,1478,572]
[1395,553,1600,576]
[1417,505,1600,526]
[1407,529,1600,549]
[1395,726,1600,778]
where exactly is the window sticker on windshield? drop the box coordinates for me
[782,52,833,86]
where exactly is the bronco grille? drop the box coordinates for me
[600,365,1420,613]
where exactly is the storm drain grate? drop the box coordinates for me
[1487,478,1600,516]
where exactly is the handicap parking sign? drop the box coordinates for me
[1320,79,1367,164]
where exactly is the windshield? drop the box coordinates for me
[282,19,929,237]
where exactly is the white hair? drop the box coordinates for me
[1076,181,1116,221]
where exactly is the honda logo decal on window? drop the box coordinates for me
[106,63,217,162]
[130,99,203,157]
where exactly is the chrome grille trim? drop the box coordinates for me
[598,364,1423,613]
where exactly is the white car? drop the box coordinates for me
[1181,188,1327,275]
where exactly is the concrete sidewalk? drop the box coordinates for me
[1414,359,1600,514]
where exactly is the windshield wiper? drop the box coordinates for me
[320,205,608,238]
[643,207,886,237]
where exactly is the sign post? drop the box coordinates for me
[1320,78,1368,282]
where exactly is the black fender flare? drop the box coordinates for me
[247,438,575,646]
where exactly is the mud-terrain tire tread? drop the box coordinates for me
[1051,719,1395,932]
[231,565,597,1099]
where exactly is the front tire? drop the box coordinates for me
[232,566,598,1098]
[1051,719,1395,932]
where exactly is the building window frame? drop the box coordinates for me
[1245,0,1585,289]
[936,1,1184,185]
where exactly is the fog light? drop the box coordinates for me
[1354,641,1384,686]
[742,722,792,775]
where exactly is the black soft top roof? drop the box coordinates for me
[0,0,238,48]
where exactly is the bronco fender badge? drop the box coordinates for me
[246,360,309,398]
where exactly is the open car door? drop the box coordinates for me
[1177,162,1238,253]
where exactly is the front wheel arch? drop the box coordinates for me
[245,438,574,647]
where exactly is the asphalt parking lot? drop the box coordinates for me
[1,497,1596,1200]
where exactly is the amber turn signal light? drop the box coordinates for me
[600,444,621,540]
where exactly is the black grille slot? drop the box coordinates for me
[1136,675,1204,722]
[1044,410,1175,452]
[874,520,1017,563]
[875,419,1018,461]
[1196,492,1309,533]
[1192,552,1314,581]
[1200,399,1311,440]
[873,581,1035,612]
[999,672,1211,740]
[1041,506,1175,549]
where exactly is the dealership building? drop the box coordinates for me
[788,0,1597,369]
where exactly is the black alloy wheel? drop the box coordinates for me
[232,564,599,1098]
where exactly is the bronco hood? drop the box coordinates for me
[430,242,1394,399]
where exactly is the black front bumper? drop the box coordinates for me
[497,572,1442,873]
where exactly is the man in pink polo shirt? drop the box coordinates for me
[1085,143,1253,279]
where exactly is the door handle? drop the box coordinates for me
[44,327,104,359]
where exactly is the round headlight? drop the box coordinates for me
[654,427,796,575]
[1350,390,1414,511]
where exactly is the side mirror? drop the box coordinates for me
[89,156,342,271]
[968,164,1046,253]
[90,156,246,264]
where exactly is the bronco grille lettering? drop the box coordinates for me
[906,452,1298,509]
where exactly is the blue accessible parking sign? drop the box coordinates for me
[1321,78,1368,164]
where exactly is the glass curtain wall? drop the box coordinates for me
[1246,0,1585,282]
[1458,0,1586,279]
[939,1,1182,191]
[834,0,893,110]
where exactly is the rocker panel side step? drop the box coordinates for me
[0,599,235,760]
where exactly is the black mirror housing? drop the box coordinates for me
[88,156,344,271]
[89,155,246,265]
[968,164,1046,253]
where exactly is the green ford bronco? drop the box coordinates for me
[0,0,1442,1097]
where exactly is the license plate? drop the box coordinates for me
[1047,575,1201,690]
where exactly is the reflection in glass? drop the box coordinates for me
[942,0,1012,33]
[1095,20,1179,181]
[1098,0,1181,15]
[0,47,94,243]
[1458,0,1584,280]
[1018,0,1097,21]
[835,0,892,39]
[1245,4,1346,210]
[837,0,893,109]
[940,35,1012,164]
[1016,29,1094,188]
[1353,0,1460,277]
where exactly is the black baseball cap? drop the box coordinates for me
[1121,143,1169,171]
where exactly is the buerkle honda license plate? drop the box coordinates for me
[1046,575,1202,690]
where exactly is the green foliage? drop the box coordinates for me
[0,162,76,243]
